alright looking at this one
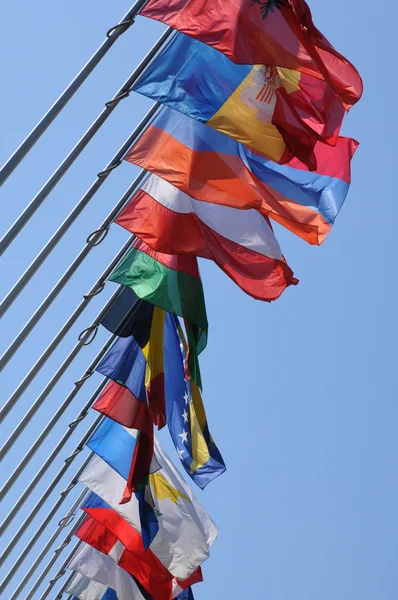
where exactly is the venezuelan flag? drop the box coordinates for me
[125,108,357,245]
[133,33,346,169]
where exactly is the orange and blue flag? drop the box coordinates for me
[124,107,358,245]
[133,33,346,169]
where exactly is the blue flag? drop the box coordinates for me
[164,313,226,488]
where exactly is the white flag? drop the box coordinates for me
[68,542,144,600]
[79,436,217,579]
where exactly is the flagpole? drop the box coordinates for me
[0,102,159,317]
[2,486,89,597]
[0,452,91,569]
[1,271,142,457]
[0,236,134,415]
[0,286,121,454]
[0,26,171,257]
[52,574,76,600]
[0,170,146,371]
[0,0,148,187]
[0,379,106,509]
[30,538,83,600]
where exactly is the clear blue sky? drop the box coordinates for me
[1,1,397,599]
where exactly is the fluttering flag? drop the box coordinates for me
[98,298,167,429]
[140,0,362,109]
[76,515,173,600]
[67,572,118,599]
[133,33,346,169]
[124,108,358,245]
[68,542,146,600]
[87,416,154,505]
[79,430,217,579]
[116,174,297,302]
[109,238,208,387]
[163,312,226,488]
[76,511,203,600]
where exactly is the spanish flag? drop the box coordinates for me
[133,33,346,169]
[140,0,362,109]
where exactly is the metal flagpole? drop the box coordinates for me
[0,233,137,420]
[33,539,82,600]
[0,102,159,317]
[2,487,88,597]
[0,26,171,256]
[0,446,94,566]
[0,169,146,370]
[52,573,75,600]
[0,379,106,506]
[0,0,148,187]
[0,286,121,452]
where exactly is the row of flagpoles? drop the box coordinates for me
[1,0,362,598]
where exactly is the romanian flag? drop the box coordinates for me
[133,33,346,169]
[125,108,357,245]
[116,174,297,302]
[140,0,362,109]
[164,313,226,489]
[109,238,208,389]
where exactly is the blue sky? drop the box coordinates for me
[1,1,397,599]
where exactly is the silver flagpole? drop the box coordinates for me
[0,0,148,187]
[0,170,146,371]
[0,446,94,567]
[30,537,83,600]
[0,379,106,506]
[3,487,88,598]
[0,25,171,255]
[0,102,159,316]
[0,286,121,452]
[0,233,137,420]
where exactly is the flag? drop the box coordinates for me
[133,33,346,169]
[116,174,298,302]
[67,572,117,600]
[99,302,166,430]
[163,312,226,488]
[109,237,208,387]
[93,380,149,430]
[175,590,194,600]
[124,107,358,245]
[79,433,217,579]
[101,287,153,340]
[87,417,153,504]
[68,542,146,600]
[82,492,203,596]
[140,0,363,109]
[76,515,172,600]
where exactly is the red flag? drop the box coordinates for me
[140,0,362,109]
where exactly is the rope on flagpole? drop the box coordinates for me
[0,167,147,371]
[0,0,148,187]
[0,101,160,316]
[0,378,106,515]
[0,285,122,456]
[0,423,98,563]
[3,487,88,599]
